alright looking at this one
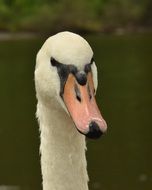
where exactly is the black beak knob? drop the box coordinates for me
[75,71,87,86]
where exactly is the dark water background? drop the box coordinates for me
[0,34,152,190]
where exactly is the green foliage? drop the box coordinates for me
[0,0,151,33]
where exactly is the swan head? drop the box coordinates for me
[35,31,107,139]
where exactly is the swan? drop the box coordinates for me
[35,31,107,190]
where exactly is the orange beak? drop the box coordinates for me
[63,72,107,139]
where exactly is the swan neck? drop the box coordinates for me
[37,100,89,190]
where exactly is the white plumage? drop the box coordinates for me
[35,31,107,190]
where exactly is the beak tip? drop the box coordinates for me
[85,121,104,139]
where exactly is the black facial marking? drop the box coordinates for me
[84,57,94,73]
[84,64,91,73]
[93,88,95,94]
[50,57,94,97]
[91,57,94,64]
[57,64,70,96]
[50,57,78,97]
[50,57,59,66]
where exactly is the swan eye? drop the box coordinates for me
[74,84,81,102]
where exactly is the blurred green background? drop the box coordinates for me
[0,0,152,33]
[0,1,152,190]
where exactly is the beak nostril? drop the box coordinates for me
[76,94,81,102]
[87,84,92,100]
[74,84,81,102]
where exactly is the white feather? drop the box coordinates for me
[35,31,98,190]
